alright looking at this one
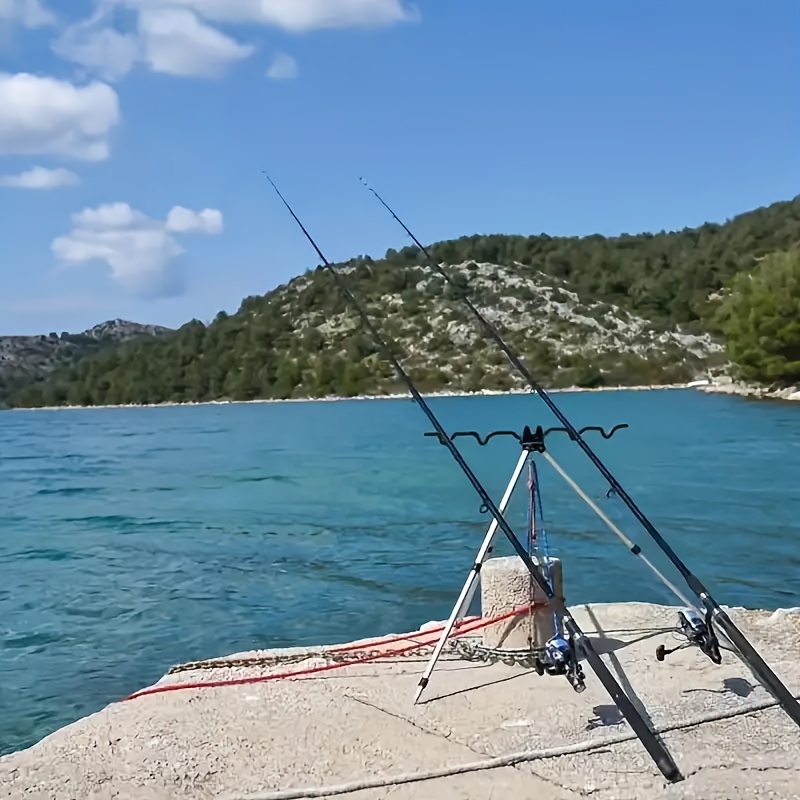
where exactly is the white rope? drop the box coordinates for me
[541,451,694,608]
[220,691,796,800]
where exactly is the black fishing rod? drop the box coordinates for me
[263,172,682,783]
[359,178,800,727]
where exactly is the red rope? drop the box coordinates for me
[123,601,547,703]
[325,614,480,654]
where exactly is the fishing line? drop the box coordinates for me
[541,450,693,608]
[528,460,561,637]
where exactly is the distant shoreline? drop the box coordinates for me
[5,381,704,412]
[11,377,799,413]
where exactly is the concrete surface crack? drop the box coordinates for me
[343,693,585,799]
[342,693,459,744]
[742,764,796,772]
[684,762,734,779]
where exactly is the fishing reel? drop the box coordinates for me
[535,635,586,693]
[656,607,722,665]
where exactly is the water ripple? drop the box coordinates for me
[1,390,799,757]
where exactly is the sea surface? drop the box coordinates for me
[1,389,800,756]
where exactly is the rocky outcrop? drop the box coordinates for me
[80,319,172,341]
[699,375,800,402]
[0,320,172,400]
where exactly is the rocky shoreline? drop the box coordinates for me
[6,378,800,413]
[3,382,695,412]
[699,376,800,402]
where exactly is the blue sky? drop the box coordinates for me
[0,0,798,335]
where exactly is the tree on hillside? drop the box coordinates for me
[5,195,800,408]
[716,250,800,384]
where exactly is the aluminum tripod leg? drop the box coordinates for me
[413,448,529,704]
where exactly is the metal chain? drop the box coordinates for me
[166,644,454,675]
[167,638,541,675]
[452,640,542,668]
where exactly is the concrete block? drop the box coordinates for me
[480,555,563,651]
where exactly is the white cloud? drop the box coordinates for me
[0,165,80,189]
[125,0,418,32]
[52,23,140,83]
[266,52,297,80]
[166,205,223,234]
[52,202,224,298]
[53,6,253,80]
[51,0,416,81]
[0,0,55,28]
[0,73,120,161]
[138,7,254,77]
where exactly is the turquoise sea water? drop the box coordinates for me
[1,389,800,756]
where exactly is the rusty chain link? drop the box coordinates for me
[166,637,541,676]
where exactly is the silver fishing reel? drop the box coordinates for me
[678,607,706,637]
[535,635,586,692]
[545,635,571,666]
[656,606,722,664]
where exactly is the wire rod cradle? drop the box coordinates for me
[264,175,682,783]
[424,423,628,448]
[360,177,800,728]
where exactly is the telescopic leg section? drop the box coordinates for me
[414,449,529,704]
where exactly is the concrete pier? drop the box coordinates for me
[2,602,800,800]
[480,555,564,651]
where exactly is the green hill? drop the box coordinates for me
[6,195,800,408]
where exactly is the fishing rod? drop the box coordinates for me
[263,172,682,783]
[359,178,800,726]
